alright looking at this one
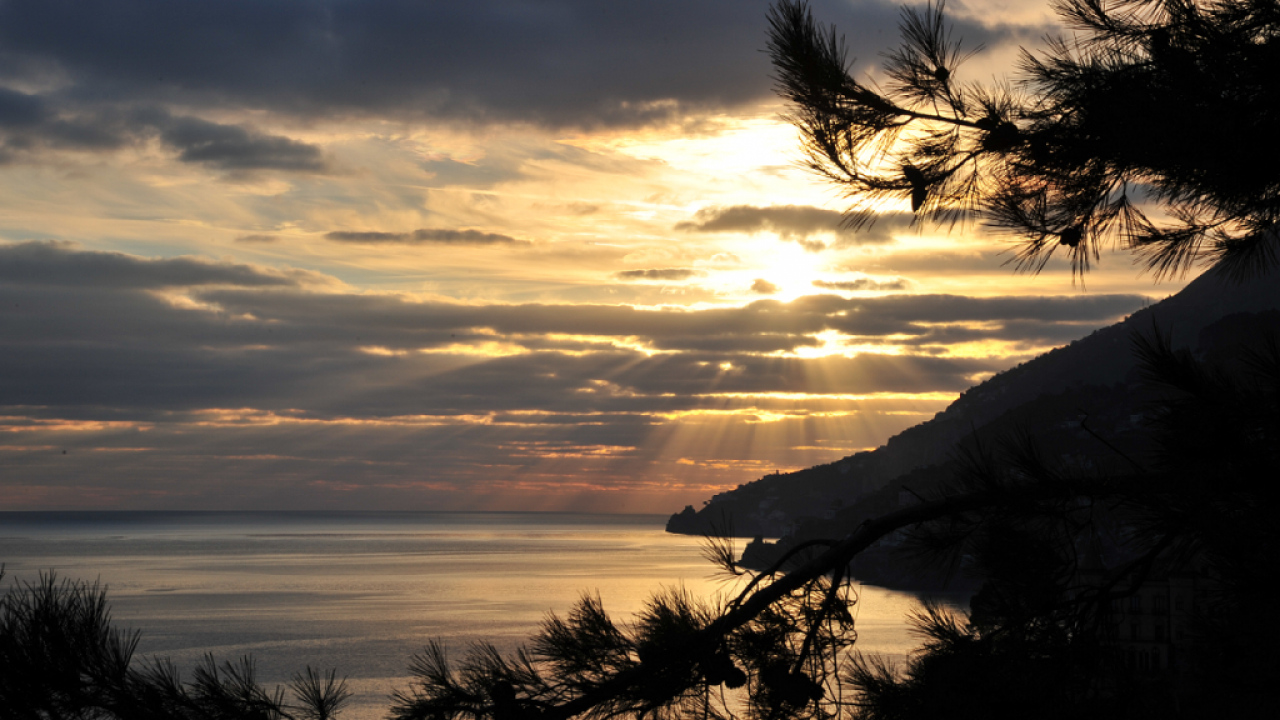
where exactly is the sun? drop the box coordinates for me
[727,235,829,302]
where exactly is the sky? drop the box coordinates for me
[0,0,1192,513]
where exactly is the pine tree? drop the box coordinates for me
[767,0,1280,279]
[0,570,352,720]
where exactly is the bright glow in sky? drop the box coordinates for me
[0,0,1189,512]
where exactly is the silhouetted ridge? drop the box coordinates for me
[667,265,1280,540]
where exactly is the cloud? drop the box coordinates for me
[0,90,135,161]
[0,3,1089,511]
[611,352,997,397]
[0,94,327,172]
[421,154,526,188]
[0,383,941,512]
[0,1,1026,130]
[615,268,703,281]
[0,243,1146,397]
[0,86,47,128]
[828,213,918,247]
[676,205,914,249]
[836,251,1003,276]
[0,241,310,288]
[0,241,1149,509]
[678,205,843,237]
[892,319,1111,348]
[324,228,530,246]
[813,277,911,292]
[156,115,327,172]
[750,278,779,295]
[186,284,1148,351]
[703,252,744,267]
[649,333,819,354]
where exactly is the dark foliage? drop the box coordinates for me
[767,0,1280,280]
[0,570,135,719]
[852,329,1280,718]
[0,570,351,720]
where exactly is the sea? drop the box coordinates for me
[0,511,949,720]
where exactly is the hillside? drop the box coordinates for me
[667,265,1280,539]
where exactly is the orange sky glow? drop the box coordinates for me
[0,0,1192,512]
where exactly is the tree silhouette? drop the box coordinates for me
[767,0,1280,279]
[0,569,351,720]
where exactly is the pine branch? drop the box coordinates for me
[527,476,1123,720]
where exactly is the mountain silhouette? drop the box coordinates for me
[668,265,1280,540]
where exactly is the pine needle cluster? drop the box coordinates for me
[0,571,351,720]
[768,0,1280,279]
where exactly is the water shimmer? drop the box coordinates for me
[0,511,936,720]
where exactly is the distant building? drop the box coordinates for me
[1079,544,1206,674]
[1102,570,1201,672]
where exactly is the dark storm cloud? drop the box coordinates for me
[324,229,530,246]
[0,1,1024,129]
[615,268,703,281]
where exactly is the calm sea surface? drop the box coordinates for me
[0,511,943,719]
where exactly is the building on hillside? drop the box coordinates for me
[1097,568,1202,673]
